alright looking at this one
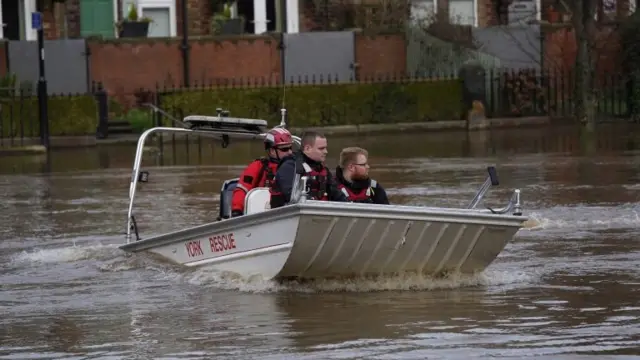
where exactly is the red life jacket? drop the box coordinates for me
[254,158,277,188]
[232,158,278,213]
[337,179,377,203]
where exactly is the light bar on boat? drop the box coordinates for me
[183,115,270,134]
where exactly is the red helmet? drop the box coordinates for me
[264,128,292,149]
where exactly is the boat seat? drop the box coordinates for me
[218,178,239,220]
[244,187,271,215]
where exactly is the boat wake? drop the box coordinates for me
[7,243,123,268]
[6,201,637,294]
[519,203,640,234]
[167,265,537,294]
[3,241,536,294]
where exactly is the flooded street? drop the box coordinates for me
[1,124,640,359]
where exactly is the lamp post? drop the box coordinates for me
[34,0,49,149]
[181,0,190,87]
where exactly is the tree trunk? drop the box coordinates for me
[571,0,598,128]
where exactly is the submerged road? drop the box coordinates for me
[1,125,639,359]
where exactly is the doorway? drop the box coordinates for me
[2,0,24,40]
[236,0,276,34]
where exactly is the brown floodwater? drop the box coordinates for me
[1,124,640,359]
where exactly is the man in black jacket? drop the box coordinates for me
[269,131,347,208]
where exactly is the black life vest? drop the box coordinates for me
[269,155,329,207]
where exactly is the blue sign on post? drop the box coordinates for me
[31,12,42,30]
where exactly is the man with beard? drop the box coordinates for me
[269,131,347,208]
[335,147,389,204]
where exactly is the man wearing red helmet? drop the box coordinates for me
[230,127,294,217]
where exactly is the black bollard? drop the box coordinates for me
[95,82,109,139]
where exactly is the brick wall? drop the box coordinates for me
[355,33,406,79]
[87,32,407,104]
[43,0,81,39]
[189,36,281,83]
[176,0,213,37]
[88,35,280,101]
[298,0,410,32]
[543,25,621,75]
[40,0,213,39]
[0,42,8,77]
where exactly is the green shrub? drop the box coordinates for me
[0,94,98,137]
[125,108,154,133]
[160,80,464,127]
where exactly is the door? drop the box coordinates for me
[80,0,115,38]
[283,31,356,84]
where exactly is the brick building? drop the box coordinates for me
[0,0,636,41]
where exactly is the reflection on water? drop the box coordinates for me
[1,124,640,359]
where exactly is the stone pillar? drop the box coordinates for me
[253,0,267,34]
[286,0,299,33]
[275,0,284,32]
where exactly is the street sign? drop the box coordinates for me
[31,12,42,30]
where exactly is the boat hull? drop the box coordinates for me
[119,201,526,280]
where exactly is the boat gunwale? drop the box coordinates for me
[119,200,527,253]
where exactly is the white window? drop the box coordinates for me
[449,0,475,26]
[411,0,437,25]
[508,0,539,25]
[143,7,170,37]
[410,0,480,27]
[121,0,176,37]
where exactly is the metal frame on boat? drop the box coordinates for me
[120,108,528,281]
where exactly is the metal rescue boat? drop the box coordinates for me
[119,108,528,280]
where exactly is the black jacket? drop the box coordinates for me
[335,166,390,205]
[270,151,348,208]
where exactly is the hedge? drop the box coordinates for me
[0,80,464,138]
[160,80,464,127]
[0,94,98,137]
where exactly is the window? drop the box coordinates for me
[411,0,436,25]
[449,0,475,26]
[142,7,170,37]
[122,0,176,36]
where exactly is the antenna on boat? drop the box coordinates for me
[278,36,288,130]
[279,78,287,129]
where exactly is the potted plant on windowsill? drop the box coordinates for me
[117,3,152,38]
[210,1,244,35]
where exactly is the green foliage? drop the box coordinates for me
[124,108,154,133]
[0,73,17,99]
[161,80,464,127]
[0,94,98,137]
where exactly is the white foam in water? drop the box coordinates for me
[520,203,640,232]
[9,243,122,267]
[2,238,538,294]
[157,265,536,294]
